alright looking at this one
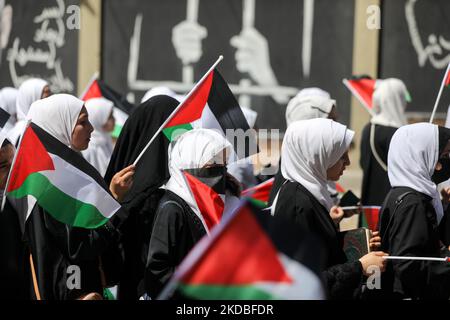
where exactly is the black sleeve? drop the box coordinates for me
[359,124,370,170]
[144,202,188,299]
[388,202,450,299]
[43,210,121,262]
[440,206,450,246]
[322,261,363,299]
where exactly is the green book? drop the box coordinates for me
[339,228,371,262]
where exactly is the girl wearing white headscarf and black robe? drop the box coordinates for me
[272,119,367,299]
[24,94,126,300]
[9,78,48,145]
[360,78,409,206]
[376,123,450,300]
[82,98,114,176]
[144,129,231,299]
[269,91,338,205]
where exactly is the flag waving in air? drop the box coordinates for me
[133,56,258,165]
[159,200,325,300]
[3,122,121,229]
[80,74,135,138]
[343,76,377,115]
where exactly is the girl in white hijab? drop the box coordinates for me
[360,78,410,207]
[0,87,18,132]
[272,118,387,299]
[371,78,409,128]
[10,78,50,145]
[145,128,232,298]
[24,94,136,300]
[81,98,115,176]
[377,123,450,300]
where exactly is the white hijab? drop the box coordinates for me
[285,94,335,127]
[0,87,18,119]
[165,129,231,215]
[280,119,354,211]
[371,78,408,128]
[10,78,48,144]
[81,98,114,176]
[0,87,18,134]
[27,94,84,147]
[388,123,444,223]
[141,86,183,103]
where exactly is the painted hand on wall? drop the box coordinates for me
[230,28,289,104]
[172,20,207,65]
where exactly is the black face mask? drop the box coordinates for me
[432,158,450,184]
[184,166,227,195]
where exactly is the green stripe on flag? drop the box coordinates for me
[111,124,123,139]
[179,283,275,300]
[9,173,109,229]
[247,197,268,208]
[163,123,193,141]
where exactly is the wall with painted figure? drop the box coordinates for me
[0,0,79,94]
[102,0,355,131]
[380,0,450,119]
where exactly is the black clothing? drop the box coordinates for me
[104,95,179,300]
[145,190,207,299]
[0,199,30,299]
[273,181,363,299]
[378,187,450,299]
[360,123,397,206]
[25,206,123,300]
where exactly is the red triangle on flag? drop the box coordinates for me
[180,205,292,286]
[7,125,54,192]
[165,71,214,128]
[81,79,103,101]
[344,78,376,112]
[183,171,225,232]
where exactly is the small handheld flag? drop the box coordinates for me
[430,62,450,123]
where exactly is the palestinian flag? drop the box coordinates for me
[183,171,225,233]
[343,76,376,115]
[159,201,325,300]
[162,68,256,159]
[4,122,121,229]
[242,178,274,208]
[359,206,381,231]
[80,75,135,138]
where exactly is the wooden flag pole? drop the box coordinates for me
[429,62,450,123]
[132,55,224,166]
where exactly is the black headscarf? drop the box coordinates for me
[104,94,178,208]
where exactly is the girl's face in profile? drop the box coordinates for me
[327,149,351,181]
[71,106,94,151]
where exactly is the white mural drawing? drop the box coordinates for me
[6,0,74,92]
[127,0,310,106]
[405,0,450,69]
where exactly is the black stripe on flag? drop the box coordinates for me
[97,80,135,116]
[30,123,110,191]
[207,70,258,158]
[0,108,11,128]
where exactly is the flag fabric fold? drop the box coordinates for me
[5,122,121,229]
[159,200,325,300]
